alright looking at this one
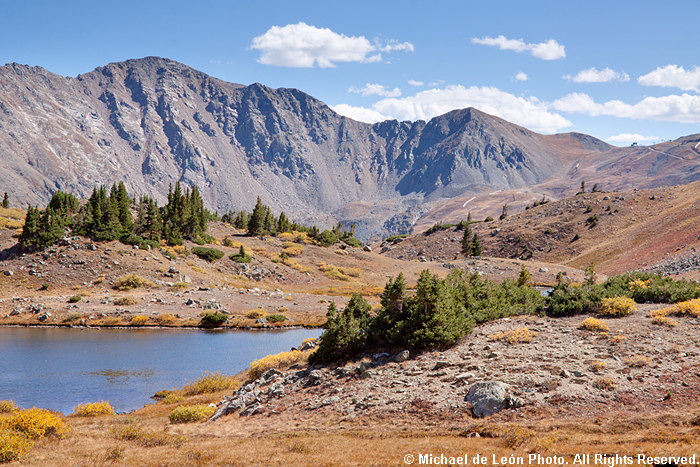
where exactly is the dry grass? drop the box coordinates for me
[71,401,115,417]
[246,308,266,319]
[624,356,652,368]
[113,274,155,291]
[0,207,25,230]
[181,372,240,396]
[248,350,308,380]
[589,361,607,372]
[651,315,678,327]
[168,405,215,424]
[592,377,616,391]
[191,266,207,274]
[489,327,538,344]
[580,317,609,332]
[111,420,186,447]
[282,242,304,256]
[130,315,150,326]
[114,295,139,306]
[155,314,177,326]
[0,401,18,414]
[599,296,636,317]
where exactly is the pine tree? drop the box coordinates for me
[19,205,41,249]
[467,211,472,223]
[234,211,248,229]
[2,192,8,209]
[517,265,531,286]
[470,233,482,256]
[116,181,133,232]
[380,273,406,315]
[247,197,266,236]
[460,224,473,256]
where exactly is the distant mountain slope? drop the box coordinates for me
[0,56,698,239]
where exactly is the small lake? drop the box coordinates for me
[0,327,322,414]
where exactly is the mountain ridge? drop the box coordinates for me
[1,56,698,239]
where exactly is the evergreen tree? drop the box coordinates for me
[467,211,472,223]
[247,197,266,236]
[470,233,482,256]
[460,224,473,256]
[116,181,133,232]
[380,273,407,315]
[517,265,531,287]
[2,192,8,209]
[19,206,41,249]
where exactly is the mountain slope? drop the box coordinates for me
[1,57,699,239]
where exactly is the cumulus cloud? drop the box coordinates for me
[334,85,571,132]
[408,79,424,86]
[250,23,413,68]
[564,67,629,83]
[471,35,565,60]
[515,72,528,81]
[349,83,402,98]
[331,104,390,123]
[638,64,700,91]
[607,133,660,145]
[552,92,700,123]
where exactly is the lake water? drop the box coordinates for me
[0,327,321,414]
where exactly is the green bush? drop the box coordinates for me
[199,311,228,328]
[316,230,339,246]
[168,405,216,424]
[424,223,454,236]
[343,236,363,248]
[230,245,252,263]
[191,246,224,262]
[266,314,287,323]
[385,234,409,244]
[67,295,82,303]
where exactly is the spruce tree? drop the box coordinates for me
[460,224,473,256]
[247,197,266,236]
[470,233,482,256]
[19,205,41,249]
[116,181,133,232]
[2,192,8,209]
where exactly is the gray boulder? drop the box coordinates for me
[395,350,410,362]
[466,381,515,417]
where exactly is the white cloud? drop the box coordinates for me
[471,35,565,60]
[331,104,390,123]
[349,83,401,98]
[607,133,660,145]
[552,92,700,123]
[564,67,629,83]
[515,72,528,81]
[408,79,424,86]
[334,85,571,132]
[250,22,413,68]
[638,64,700,91]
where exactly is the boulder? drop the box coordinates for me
[466,381,516,417]
[395,350,410,362]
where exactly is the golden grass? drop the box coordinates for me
[599,296,636,317]
[168,405,215,424]
[589,361,607,372]
[181,372,240,396]
[191,266,207,274]
[580,317,609,332]
[113,274,155,291]
[114,295,139,306]
[155,314,177,326]
[71,401,115,417]
[592,377,616,391]
[651,316,678,327]
[130,315,149,326]
[248,350,308,380]
[318,262,350,281]
[489,327,538,344]
[246,308,266,319]
[624,356,652,368]
[112,420,186,447]
[0,207,24,230]
[282,242,304,256]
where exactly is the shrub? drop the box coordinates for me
[222,237,241,248]
[343,237,362,248]
[191,247,224,262]
[0,428,33,463]
[2,408,67,439]
[592,377,615,391]
[266,314,287,323]
[114,296,139,306]
[589,361,607,372]
[71,401,115,417]
[169,282,188,291]
[316,230,339,246]
[599,296,636,317]
[67,295,82,303]
[199,311,228,328]
[424,223,454,236]
[114,274,154,291]
[318,263,351,281]
[246,309,266,319]
[130,315,149,326]
[181,372,238,396]
[168,405,215,424]
[62,312,82,323]
[651,316,678,327]
[385,234,409,244]
[0,401,18,414]
[112,421,185,447]
[489,328,538,344]
[580,317,609,332]
[282,243,304,256]
[161,392,185,405]
[248,350,306,380]
[625,356,652,368]
[230,245,252,263]
[155,314,177,326]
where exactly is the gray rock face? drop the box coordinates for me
[466,381,512,417]
[0,57,620,240]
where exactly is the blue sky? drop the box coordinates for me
[3,0,700,145]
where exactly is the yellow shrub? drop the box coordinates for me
[489,328,538,344]
[625,356,652,367]
[248,350,306,380]
[130,315,149,326]
[169,282,188,291]
[589,361,607,372]
[114,296,138,306]
[592,377,615,391]
[222,237,242,248]
[671,298,700,317]
[0,401,18,414]
[651,316,678,327]
[168,405,215,424]
[112,421,185,447]
[191,266,206,274]
[628,278,649,291]
[2,408,68,439]
[580,317,609,332]
[71,401,115,417]
[156,314,177,326]
[318,263,350,281]
[609,334,626,344]
[278,232,296,241]
[340,267,361,277]
[246,308,266,319]
[161,392,185,405]
[114,274,155,291]
[282,244,304,256]
[181,372,239,396]
[599,296,636,317]
[172,245,189,256]
[277,306,290,313]
[280,257,311,273]
[0,428,33,463]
